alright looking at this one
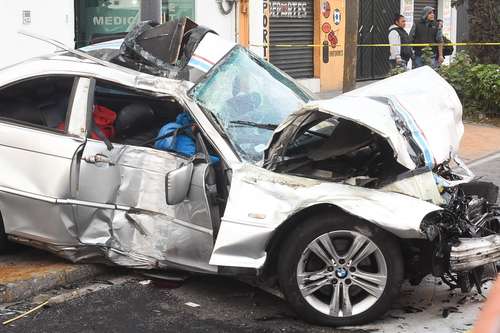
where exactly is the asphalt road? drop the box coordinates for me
[0,271,490,333]
[469,152,500,203]
[0,275,367,333]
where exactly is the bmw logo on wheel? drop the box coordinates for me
[333,9,341,25]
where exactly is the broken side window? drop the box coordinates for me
[0,76,76,133]
[90,80,184,147]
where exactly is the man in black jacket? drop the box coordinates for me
[388,14,412,69]
[410,6,444,68]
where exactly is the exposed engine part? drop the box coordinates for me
[421,181,500,294]
[440,267,498,294]
[269,117,407,184]
[450,234,500,271]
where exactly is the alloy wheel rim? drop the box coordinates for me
[296,230,388,318]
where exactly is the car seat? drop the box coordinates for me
[114,103,157,145]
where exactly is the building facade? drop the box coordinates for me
[357,0,456,80]
[0,0,236,69]
[253,0,350,92]
[249,0,457,89]
[0,0,458,92]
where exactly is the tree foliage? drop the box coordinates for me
[454,0,500,64]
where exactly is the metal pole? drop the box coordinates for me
[342,0,359,93]
[140,0,162,23]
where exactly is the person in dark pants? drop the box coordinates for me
[410,6,444,68]
[388,14,412,70]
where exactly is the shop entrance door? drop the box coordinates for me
[357,0,401,80]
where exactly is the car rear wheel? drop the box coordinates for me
[278,214,403,326]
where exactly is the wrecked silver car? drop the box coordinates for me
[0,19,499,326]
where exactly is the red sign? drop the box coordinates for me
[328,31,338,48]
[322,22,332,33]
[321,1,331,19]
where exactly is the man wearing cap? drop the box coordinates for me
[410,6,444,68]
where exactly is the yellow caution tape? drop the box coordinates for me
[359,42,500,47]
[249,42,500,48]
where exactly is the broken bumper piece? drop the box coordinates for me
[450,234,500,272]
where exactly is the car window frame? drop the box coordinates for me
[0,74,80,137]
[187,45,314,164]
[87,79,214,163]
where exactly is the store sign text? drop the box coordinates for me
[329,50,343,57]
[263,0,270,60]
[92,16,137,26]
[270,1,308,18]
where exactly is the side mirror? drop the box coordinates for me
[165,163,194,205]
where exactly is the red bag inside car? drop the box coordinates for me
[90,105,116,140]
[58,105,116,140]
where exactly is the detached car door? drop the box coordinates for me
[0,76,91,246]
[74,79,217,272]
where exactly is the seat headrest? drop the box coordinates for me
[115,103,156,137]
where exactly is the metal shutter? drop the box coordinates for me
[269,0,314,79]
[414,0,438,20]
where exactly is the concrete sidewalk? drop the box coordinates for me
[460,123,500,162]
[0,249,107,304]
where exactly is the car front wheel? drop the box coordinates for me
[278,214,404,326]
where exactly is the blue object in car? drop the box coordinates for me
[155,112,220,164]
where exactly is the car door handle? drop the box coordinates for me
[83,154,115,166]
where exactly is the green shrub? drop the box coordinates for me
[452,0,500,65]
[420,46,435,67]
[438,52,500,117]
[388,65,406,77]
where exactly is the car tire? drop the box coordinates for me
[277,213,404,326]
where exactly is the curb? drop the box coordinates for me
[467,151,500,168]
[0,264,108,304]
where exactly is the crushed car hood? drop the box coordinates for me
[264,67,464,171]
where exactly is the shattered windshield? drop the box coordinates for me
[189,46,313,162]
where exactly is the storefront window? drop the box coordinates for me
[162,0,195,22]
[76,0,195,47]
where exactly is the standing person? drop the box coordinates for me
[388,14,412,69]
[410,6,444,68]
[434,19,454,65]
[436,19,444,41]
[434,19,444,66]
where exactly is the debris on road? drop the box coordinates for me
[140,270,190,282]
[2,301,48,326]
[442,306,460,318]
[185,302,200,308]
